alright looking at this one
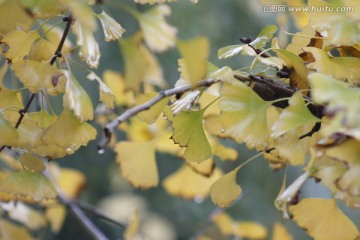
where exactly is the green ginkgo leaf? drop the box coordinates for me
[171,108,212,163]
[210,166,241,207]
[271,92,320,137]
[135,92,170,124]
[220,79,271,149]
[249,24,278,49]
[0,169,57,202]
[19,153,45,173]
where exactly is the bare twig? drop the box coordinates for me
[58,195,109,240]
[97,78,217,151]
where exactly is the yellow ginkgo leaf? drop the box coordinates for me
[235,221,267,239]
[61,0,97,31]
[138,5,177,52]
[119,32,165,92]
[28,38,57,62]
[0,87,23,123]
[124,210,140,240]
[0,169,57,202]
[135,92,170,124]
[0,113,18,147]
[220,79,271,150]
[73,21,100,68]
[42,109,97,155]
[307,0,360,46]
[96,11,125,42]
[289,198,359,240]
[46,204,66,233]
[286,24,322,57]
[0,219,34,240]
[213,142,238,161]
[0,30,40,63]
[63,70,93,122]
[87,72,116,109]
[274,49,309,90]
[0,0,33,35]
[163,165,222,200]
[42,24,73,56]
[103,70,135,106]
[271,92,320,137]
[171,109,212,163]
[56,168,86,199]
[210,166,241,207]
[115,141,158,188]
[304,47,360,85]
[212,212,234,235]
[186,158,214,177]
[20,0,65,18]
[19,153,45,173]
[177,37,209,85]
[272,222,293,240]
[12,60,64,94]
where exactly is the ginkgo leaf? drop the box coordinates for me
[61,0,97,31]
[42,109,97,155]
[73,21,100,68]
[42,24,73,56]
[19,0,65,18]
[46,204,66,233]
[304,47,360,85]
[249,24,278,49]
[87,72,116,109]
[28,37,57,62]
[96,11,125,42]
[0,0,33,35]
[0,169,57,202]
[213,142,238,161]
[220,79,271,149]
[0,87,23,123]
[218,25,277,59]
[138,5,177,52]
[19,153,45,173]
[4,202,46,230]
[212,212,234,235]
[289,198,359,240]
[119,32,165,92]
[186,158,214,177]
[27,108,57,129]
[236,222,267,239]
[171,109,212,163]
[0,30,40,63]
[271,92,320,137]
[162,165,222,200]
[115,141,158,188]
[11,60,64,94]
[63,70,93,122]
[272,222,293,240]
[135,92,170,124]
[124,210,140,240]
[218,44,246,59]
[307,0,360,46]
[56,168,86,199]
[0,113,18,147]
[177,37,209,85]
[274,49,309,90]
[0,219,34,240]
[210,166,241,207]
[102,70,135,106]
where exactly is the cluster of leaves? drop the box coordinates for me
[0,0,359,239]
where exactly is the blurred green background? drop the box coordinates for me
[54,0,360,239]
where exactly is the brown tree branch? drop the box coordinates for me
[0,14,73,152]
[97,78,217,151]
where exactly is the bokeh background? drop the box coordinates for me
[55,0,360,239]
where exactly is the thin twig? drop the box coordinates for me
[58,195,109,240]
[97,78,217,151]
[0,14,73,153]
